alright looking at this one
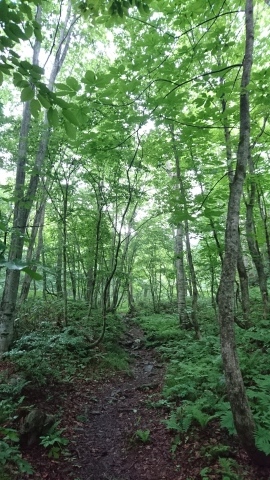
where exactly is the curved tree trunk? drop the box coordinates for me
[218,0,270,465]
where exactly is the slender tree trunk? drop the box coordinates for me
[56,224,63,298]
[245,181,268,316]
[20,200,46,303]
[174,225,189,328]
[237,240,250,325]
[221,87,250,322]
[218,0,270,465]
[62,185,68,326]
[257,185,270,269]
[170,125,198,333]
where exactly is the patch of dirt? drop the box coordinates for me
[73,325,176,480]
[19,324,270,480]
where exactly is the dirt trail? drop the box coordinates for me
[21,323,270,480]
[73,325,180,480]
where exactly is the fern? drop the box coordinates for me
[215,402,236,435]
[255,427,270,455]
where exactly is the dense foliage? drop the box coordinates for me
[1,0,270,476]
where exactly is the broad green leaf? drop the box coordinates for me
[64,120,77,140]
[31,64,44,75]
[83,70,96,84]
[0,221,6,231]
[0,0,8,22]
[47,107,59,127]
[54,97,69,109]
[13,72,28,88]
[30,98,41,118]
[24,23,33,39]
[37,93,51,109]
[62,108,80,126]
[0,63,13,74]
[55,82,73,91]
[20,60,33,71]
[34,26,42,42]
[21,86,34,102]
[66,76,80,91]
[22,267,43,280]
[20,3,33,20]
[0,35,14,48]
[9,22,28,41]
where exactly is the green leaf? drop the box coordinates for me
[0,70,3,86]
[83,70,96,84]
[22,267,43,280]
[62,108,80,126]
[0,221,6,231]
[55,82,73,91]
[21,86,34,102]
[30,98,41,118]
[47,107,59,127]
[9,22,28,41]
[53,97,69,109]
[13,72,28,88]
[31,64,44,75]
[24,22,33,39]
[64,121,77,140]
[66,76,80,91]
[34,26,42,42]
[37,93,51,109]
[0,0,9,22]
[20,3,33,20]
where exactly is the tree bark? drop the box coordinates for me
[174,224,189,328]
[245,181,268,316]
[20,199,46,303]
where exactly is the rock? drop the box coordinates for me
[20,408,56,446]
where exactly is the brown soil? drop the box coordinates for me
[15,324,270,480]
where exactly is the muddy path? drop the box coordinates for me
[72,324,180,480]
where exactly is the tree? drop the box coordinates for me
[217,0,270,465]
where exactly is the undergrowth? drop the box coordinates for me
[0,298,129,476]
[137,298,270,468]
[6,299,129,386]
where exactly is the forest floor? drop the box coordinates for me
[19,322,270,480]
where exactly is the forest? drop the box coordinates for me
[1,0,270,479]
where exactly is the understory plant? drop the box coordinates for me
[5,300,129,386]
[40,421,69,459]
[138,299,270,458]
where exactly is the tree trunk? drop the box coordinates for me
[56,224,63,298]
[170,125,196,332]
[237,240,250,326]
[0,3,75,354]
[218,0,270,465]
[20,200,46,303]
[0,7,42,354]
[245,181,268,316]
[174,225,189,328]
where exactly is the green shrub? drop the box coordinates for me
[136,308,270,457]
